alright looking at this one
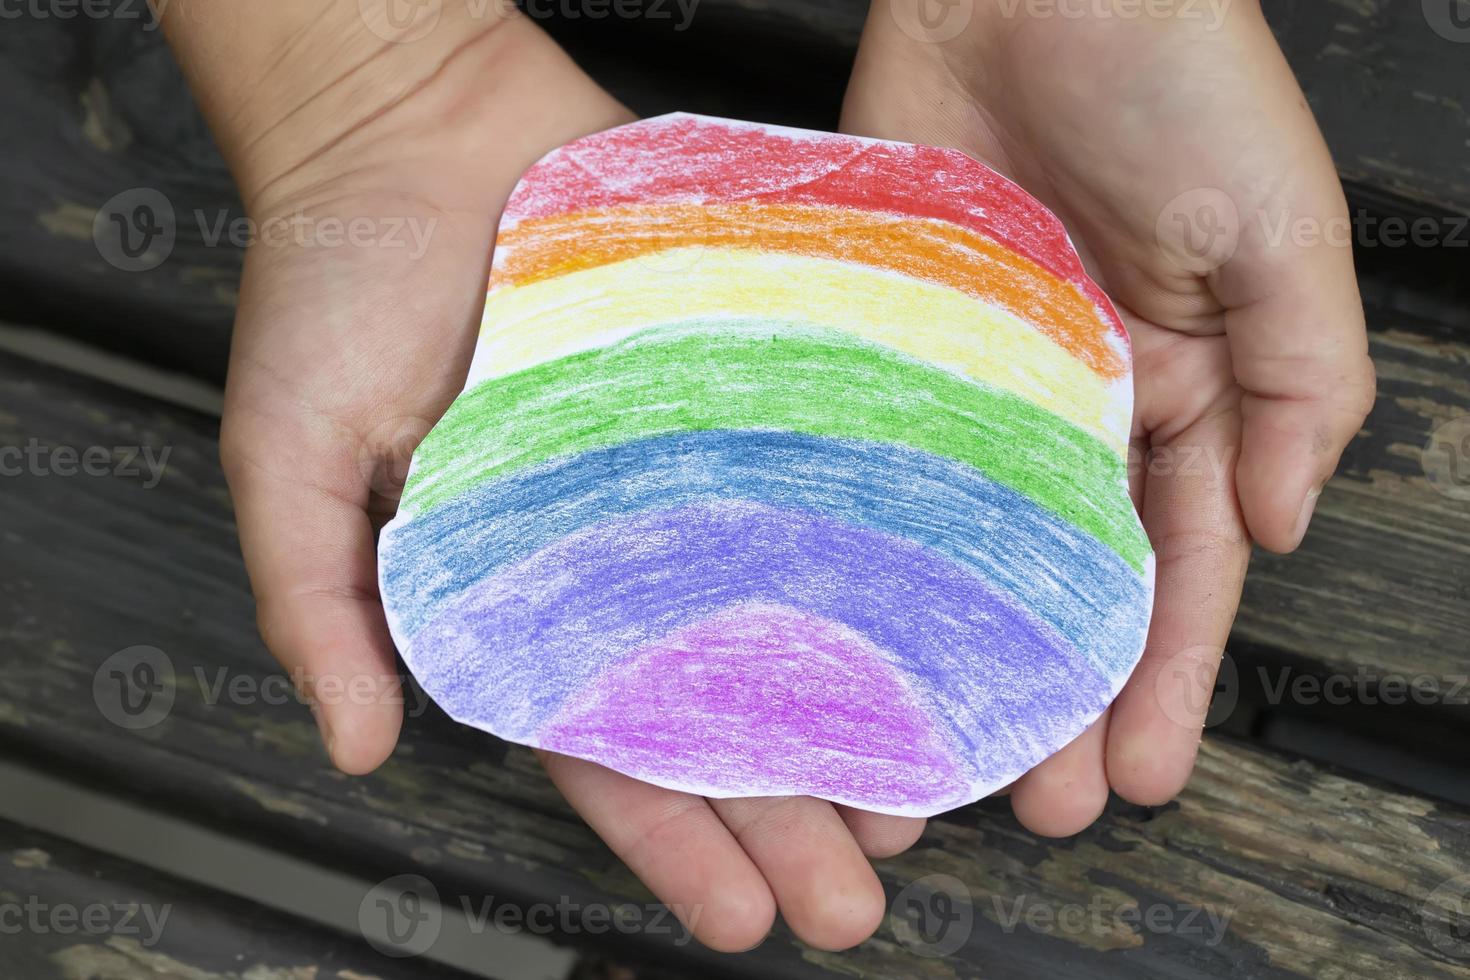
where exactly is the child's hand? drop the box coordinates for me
[842,0,1375,832]
[167,1,918,952]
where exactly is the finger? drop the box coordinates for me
[221,406,403,776]
[539,752,775,952]
[711,796,886,951]
[1224,255,1375,552]
[835,806,926,859]
[1106,408,1251,805]
[1010,712,1110,837]
[1209,41,1375,552]
[1226,273,1376,552]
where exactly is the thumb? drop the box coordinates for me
[1222,203,1376,553]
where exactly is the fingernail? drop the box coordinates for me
[1293,484,1322,545]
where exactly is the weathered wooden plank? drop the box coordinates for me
[0,9,243,378]
[1234,316,1470,706]
[3,344,1469,978]
[1267,0,1470,216]
[0,817,481,980]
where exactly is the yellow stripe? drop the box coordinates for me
[472,248,1129,454]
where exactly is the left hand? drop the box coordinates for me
[842,0,1376,834]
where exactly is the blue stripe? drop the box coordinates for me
[380,429,1149,679]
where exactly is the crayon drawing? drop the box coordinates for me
[378,114,1154,818]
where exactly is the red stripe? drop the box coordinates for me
[505,114,1128,345]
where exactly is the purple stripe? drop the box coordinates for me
[407,500,1113,769]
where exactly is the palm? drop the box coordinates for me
[226,192,492,504]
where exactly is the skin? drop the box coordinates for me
[162,0,1374,953]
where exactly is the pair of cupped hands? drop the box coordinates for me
[164,0,1374,952]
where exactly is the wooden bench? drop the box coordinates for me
[0,816,480,979]
[1,1,1468,977]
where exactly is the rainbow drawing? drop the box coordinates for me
[378,114,1154,818]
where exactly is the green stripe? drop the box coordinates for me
[406,323,1148,569]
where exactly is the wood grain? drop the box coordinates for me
[0,817,479,980]
[1269,0,1470,216]
[1236,322,1470,699]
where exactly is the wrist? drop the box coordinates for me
[161,1,625,216]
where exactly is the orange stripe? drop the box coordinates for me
[492,202,1126,380]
